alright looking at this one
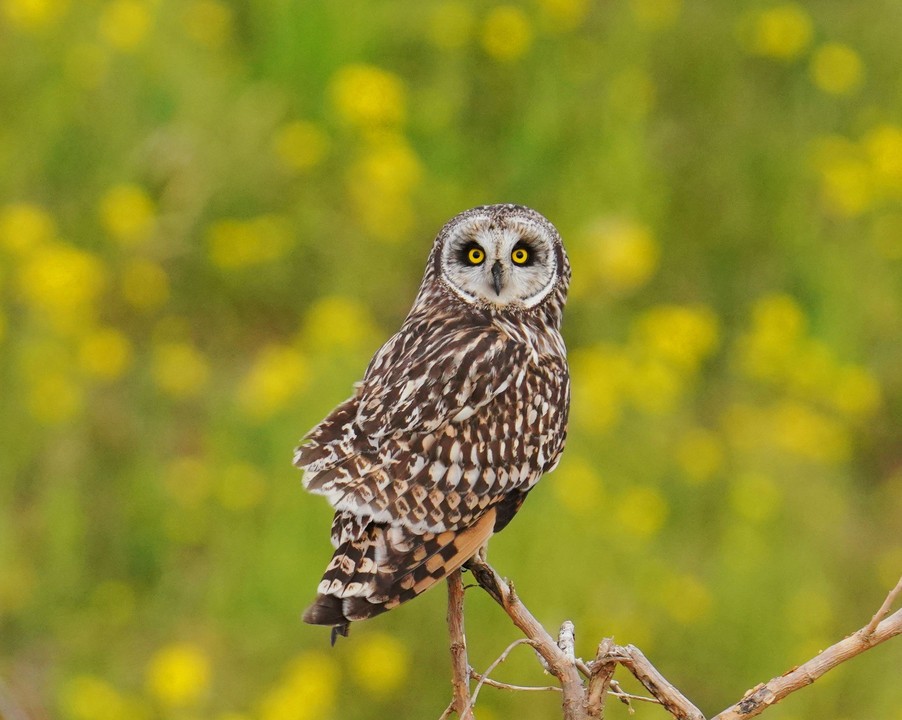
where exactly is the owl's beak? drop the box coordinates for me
[491,260,504,295]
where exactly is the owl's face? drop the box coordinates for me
[436,205,566,310]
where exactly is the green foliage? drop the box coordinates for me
[1,1,901,718]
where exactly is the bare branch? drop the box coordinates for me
[613,644,705,720]
[559,620,576,660]
[446,570,475,720]
[587,638,616,719]
[470,638,535,706]
[466,557,590,720]
[469,670,562,694]
[862,574,902,638]
[608,689,666,705]
[712,606,902,720]
[450,562,902,720]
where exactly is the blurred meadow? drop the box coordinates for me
[2,0,902,718]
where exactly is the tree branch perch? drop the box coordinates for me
[443,561,902,720]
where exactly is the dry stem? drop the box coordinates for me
[446,569,475,720]
[448,560,902,720]
[466,556,590,720]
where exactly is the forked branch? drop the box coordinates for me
[443,561,902,720]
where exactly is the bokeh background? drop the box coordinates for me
[2,0,901,718]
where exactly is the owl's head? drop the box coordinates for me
[428,204,569,311]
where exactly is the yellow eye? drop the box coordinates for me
[467,247,485,265]
[511,247,529,265]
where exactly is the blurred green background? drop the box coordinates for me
[2,0,901,718]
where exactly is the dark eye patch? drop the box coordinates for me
[511,241,536,266]
[457,240,486,266]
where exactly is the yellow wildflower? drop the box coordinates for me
[812,131,861,160]
[273,120,329,173]
[301,295,379,353]
[350,632,410,695]
[216,462,267,511]
[121,258,170,310]
[329,64,407,127]
[99,184,155,245]
[737,293,805,380]
[863,124,902,197]
[1,202,56,254]
[632,304,720,370]
[207,215,293,268]
[151,341,209,398]
[182,0,232,48]
[730,472,782,523]
[260,652,338,720]
[349,135,422,198]
[772,401,849,463]
[3,0,69,31]
[482,5,533,62]
[820,155,873,217]
[616,485,668,538]
[346,135,422,241]
[739,4,812,60]
[430,1,475,49]
[831,365,881,419]
[569,344,628,432]
[810,43,863,95]
[581,218,659,294]
[238,344,309,420]
[783,338,835,399]
[79,327,133,380]
[62,675,126,720]
[18,242,106,332]
[99,0,152,52]
[630,0,682,30]
[627,358,683,415]
[145,642,211,707]
[538,0,590,33]
[352,191,416,242]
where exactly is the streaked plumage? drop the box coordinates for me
[295,204,570,639]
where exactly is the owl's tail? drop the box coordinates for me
[303,508,497,639]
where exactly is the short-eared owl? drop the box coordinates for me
[295,204,570,639]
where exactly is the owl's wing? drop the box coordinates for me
[297,322,568,531]
[294,324,501,477]
[355,324,526,439]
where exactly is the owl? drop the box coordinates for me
[295,204,570,641]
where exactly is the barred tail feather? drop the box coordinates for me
[302,509,497,635]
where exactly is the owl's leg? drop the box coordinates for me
[475,540,489,563]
